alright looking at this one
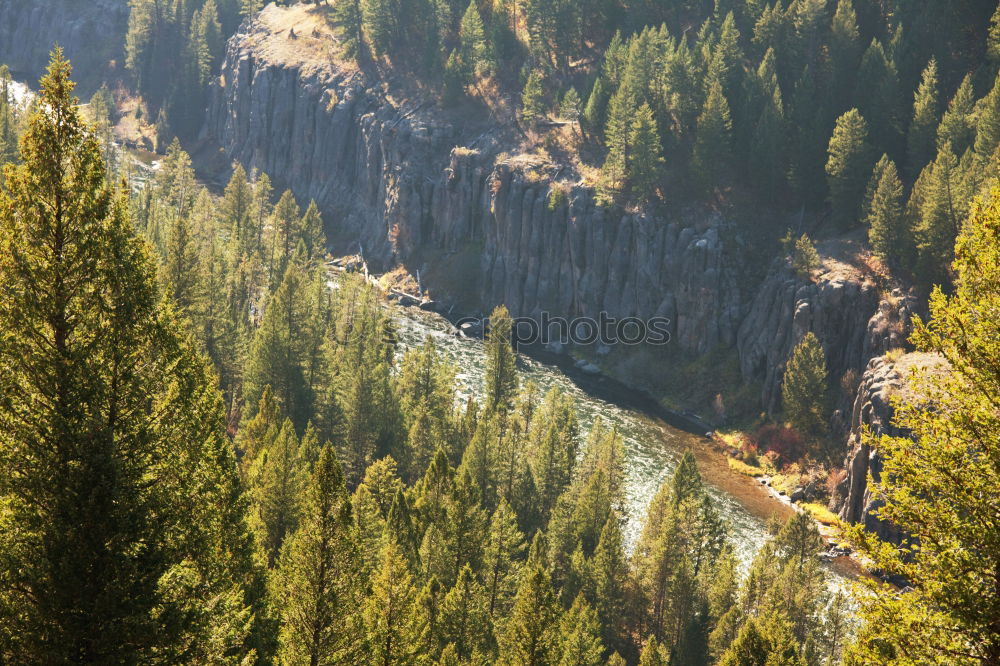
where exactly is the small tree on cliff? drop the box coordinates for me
[781,333,829,453]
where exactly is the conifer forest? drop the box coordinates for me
[2,0,1000,664]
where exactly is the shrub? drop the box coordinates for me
[752,423,806,467]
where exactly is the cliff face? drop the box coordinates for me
[736,252,917,414]
[0,0,128,91]
[207,6,742,355]
[837,352,946,544]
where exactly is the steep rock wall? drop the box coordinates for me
[0,0,129,91]
[837,352,946,544]
[207,7,742,355]
[737,260,916,414]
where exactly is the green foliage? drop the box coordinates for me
[781,332,829,448]
[865,156,908,267]
[826,108,872,230]
[907,58,940,175]
[847,187,1000,663]
[521,69,546,126]
[0,50,256,662]
[693,79,733,192]
[937,74,976,156]
[627,103,665,201]
[275,446,366,663]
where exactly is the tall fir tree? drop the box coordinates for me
[781,332,829,450]
[275,446,367,663]
[0,50,254,663]
[826,108,872,230]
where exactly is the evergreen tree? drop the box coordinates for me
[0,65,17,170]
[0,50,253,662]
[627,103,664,201]
[244,262,316,431]
[865,156,907,266]
[484,306,518,417]
[276,446,367,663]
[854,39,900,159]
[459,0,493,78]
[482,498,526,617]
[692,79,733,192]
[334,0,364,58]
[248,418,308,566]
[497,535,560,665]
[521,69,546,126]
[781,332,828,448]
[826,108,872,229]
[557,594,605,665]
[974,70,1000,161]
[439,565,492,659]
[907,58,940,175]
[829,0,860,103]
[915,144,961,287]
[936,74,976,156]
[364,538,432,665]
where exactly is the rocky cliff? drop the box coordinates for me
[736,246,917,414]
[207,5,742,355]
[837,352,947,543]
[0,0,128,91]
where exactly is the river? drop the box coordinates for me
[391,304,796,567]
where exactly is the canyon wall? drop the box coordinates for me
[207,6,742,355]
[0,0,128,91]
[206,6,918,417]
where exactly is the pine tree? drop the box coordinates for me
[484,306,518,417]
[829,0,860,102]
[364,538,432,665]
[557,594,605,665]
[459,0,493,78]
[599,86,635,198]
[248,418,308,566]
[590,517,628,654]
[0,50,254,662]
[439,564,492,659]
[276,446,367,663]
[936,74,975,155]
[915,144,961,287]
[974,70,1000,161]
[854,39,900,158]
[582,75,609,137]
[0,65,17,170]
[334,0,364,58]
[497,535,560,665]
[692,79,733,192]
[482,499,526,617]
[244,262,315,431]
[865,156,907,266]
[791,233,820,280]
[781,332,828,448]
[627,103,664,201]
[826,108,872,230]
[907,58,940,175]
[521,69,546,126]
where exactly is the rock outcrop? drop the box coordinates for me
[0,0,129,91]
[207,5,742,355]
[737,247,918,414]
[837,352,946,544]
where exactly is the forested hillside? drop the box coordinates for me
[2,0,1000,663]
